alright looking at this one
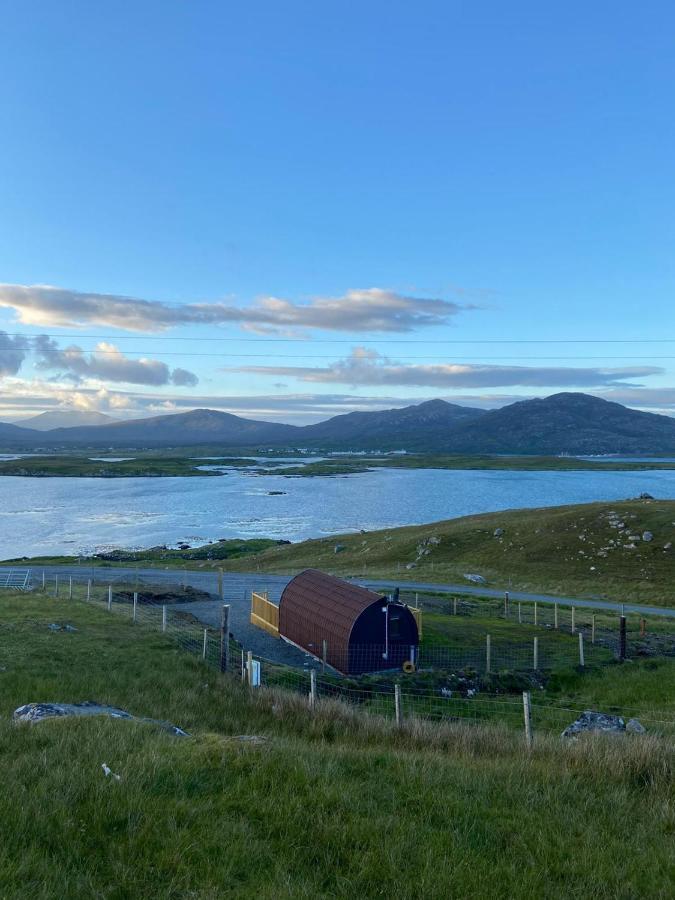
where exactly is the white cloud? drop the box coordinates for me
[0,330,29,377]
[233,347,664,389]
[33,336,199,387]
[0,284,472,334]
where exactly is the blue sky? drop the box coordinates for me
[1,1,674,422]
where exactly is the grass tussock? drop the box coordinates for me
[0,592,673,898]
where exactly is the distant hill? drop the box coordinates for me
[0,422,40,444]
[0,393,674,453]
[299,399,485,448]
[40,408,301,447]
[438,393,675,455]
[21,410,116,431]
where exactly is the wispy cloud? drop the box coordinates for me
[33,336,199,387]
[0,284,472,334]
[233,347,663,389]
[0,330,29,377]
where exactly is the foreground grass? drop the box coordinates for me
[0,593,674,897]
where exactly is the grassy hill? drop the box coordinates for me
[223,499,675,606]
[0,592,673,897]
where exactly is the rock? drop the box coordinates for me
[101,763,121,781]
[664,542,672,551]
[638,493,655,500]
[627,535,641,542]
[333,544,346,554]
[493,528,504,537]
[405,562,417,570]
[463,573,487,584]
[13,701,190,736]
[267,490,286,496]
[562,710,626,738]
[642,531,653,542]
[626,718,646,734]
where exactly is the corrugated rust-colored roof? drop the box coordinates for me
[278,569,383,650]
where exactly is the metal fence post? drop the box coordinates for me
[533,636,539,670]
[133,592,138,623]
[220,604,230,672]
[486,634,491,673]
[394,683,402,727]
[309,670,317,710]
[522,691,533,749]
[578,632,585,667]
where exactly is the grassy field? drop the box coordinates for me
[263,453,675,477]
[0,591,673,898]
[2,452,675,479]
[220,499,675,607]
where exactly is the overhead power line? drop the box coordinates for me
[4,332,675,346]
[20,347,675,361]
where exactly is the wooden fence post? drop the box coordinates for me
[486,634,492,673]
[578,632,585,667]
[309,670,317,710]
[571,606,576,633]
[202,628,208,660]
[68,577,72,600]
[504,591,509,617]
[619,615,627,661]
[107,585,112,611]
[246,650,253,685]
[42,571,45,591]
[640,617,646,638]
[534,601,538,626]
[522,691,533,749]
[533,636,539,670]
[518,601,522,624]
[394,683,402,727]
[162,605,167,632]
[86,579,91,602]
[220,604,230,672]
[54,576,59,598]
[591,614,596,644]
[554,603,558,629]
[133,592,138,623]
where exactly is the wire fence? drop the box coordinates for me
[27,574,675,744]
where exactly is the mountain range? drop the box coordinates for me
[2,393,675,455]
